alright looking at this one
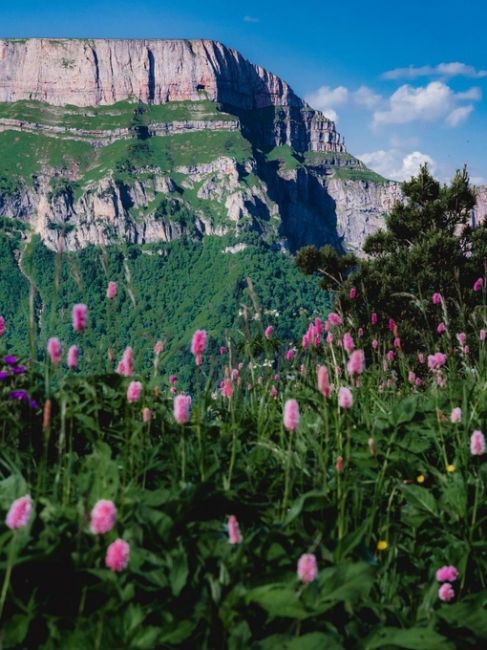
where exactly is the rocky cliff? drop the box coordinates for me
[0,38,402,253]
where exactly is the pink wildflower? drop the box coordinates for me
[220,346,226,355]
[90,499,117,535]
[106,281,117,300]
[456,332,466,346]
[6,495,32,530]
[372,339,379,350]
[450,407,462,423]
[371,312,378,326]
[67,345,79,369]
[436,565,459,583]
[388,319,396,332]
[169,374,177,385]
[408,371,416,383]
[222,378,233,398]
[473,277,484,292]
[127,381,142,403]
[349,287,357,299]
[338,386,353,409]
[297,553,318,584]
[317,365,331,397]
[418,353,425,364]
[438,582,455,602]
[480,329,486,342]
[191,329,208,366]
[286,348,295,361]
[386,350,395,362]
[154,340,164,355]
[47,337,62,365]
[270,385,278,398]
[143,407,151,423]
[336,455,344,473]
[470,430,485,456]
[328,312,342,326]
[347,350,365,376]
[437,322,446,334]
[116,347,134,377]
[343,333,355,353]
[174,394,191,425]
[283,399,300,431]
[0,316,5,337]
[428,352,447,370]
[432,292,442,305]
[227,515,242,544]
[393,337,401,349]
[264,325,274,339]
[358,327,364,337]
[72,303,88,332]
[105,539,130,572]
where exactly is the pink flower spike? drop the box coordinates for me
[371,312,378,326]
[143,407,151,423]
[127,381,142,403]
[220,346,226,355]
[343,333,355,353]
[191,330,208,365]
[470,430,486,456]
[6,495,33,530]
[328,312,342,326]
[338,386,353,409]
[72,303,88,332]
[90,499,117,535]
[47,337,62,365]
[347,350,365,376]
[0,315,5,336]
[283,399,300,431]
[106,281,117,300]
[473,277,484,292]
[450,407,462,423]
[222,378,233,398]
[372,339,379,350]
[436,565,459,583]
[437,322,446,335]
[116,347,134,377]
[438,582,455,602]
[264,325,274,339]
[317,365,331,397]
[297,553,318,584]
[105,539,130,572]
[227,515,242,544]
[154,340,164,355]
[432,292,442,305]
[456,332,466,346]
[174,394,191,425]
[67,345,79,369]
[336,455,344,473]
[480,329,486,342]
[349,287,357,299]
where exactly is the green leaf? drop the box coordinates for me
[399,484,438,517]
[245,583,309,619]
[282,490,327,526]
[254,632,342,650]
[168,546,189,596]
[364,626,453,649]
[437,591,487,639]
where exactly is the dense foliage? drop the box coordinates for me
[0,275,487,647]
[296,166,487,352]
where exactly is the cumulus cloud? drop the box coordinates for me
[358,149,436,181]
[446,105,474,127]
[373,81,480,127]
[353,85,382,109]
[243,15,260,23]
[305,85,348,111]
[382,62,487,80]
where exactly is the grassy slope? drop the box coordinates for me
[1,233,330,380]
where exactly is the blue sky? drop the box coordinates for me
[1,0,485,183]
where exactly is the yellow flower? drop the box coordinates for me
[416,474,425,484]
[377,540,388,551]
[447,464,456,473]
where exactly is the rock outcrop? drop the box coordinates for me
[0,38,344,153]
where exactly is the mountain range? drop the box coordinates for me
[0,38,484,370]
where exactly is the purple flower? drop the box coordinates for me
[9,390,29,401]
[0,371,9,381]
[29,399,38,410]
[4,355,17,365]
[12,366,27,375]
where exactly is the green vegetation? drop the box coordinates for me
[265,145,302,172]
[333,166,389,184]
[0,233,330,382]
[296,165,486,351]
[0,100,236,132]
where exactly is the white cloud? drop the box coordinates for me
[373,81,479,127]
[382,62,487,80]
[243,15,260,23]
[321,108,338,122]
[358,149,436,181]
[446,105,474,127]
[305,85,348,112]
[353,85,382,109]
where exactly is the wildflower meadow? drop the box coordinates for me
[1,267,487,649]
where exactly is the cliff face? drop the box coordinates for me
[0,38,343,153]
[0,38,402,253]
